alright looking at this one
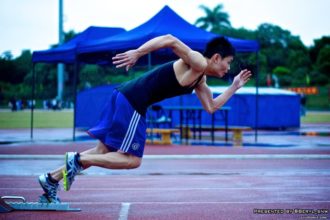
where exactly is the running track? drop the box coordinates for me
[0,143,329,220]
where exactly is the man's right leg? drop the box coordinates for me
[39,141,142,201]
[50,141,110,182]
[62,147,142,191]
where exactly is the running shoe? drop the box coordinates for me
[63,152,83,191]
[38,173,61,203]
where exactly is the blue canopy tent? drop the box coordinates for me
[30,26,126,139]
[32,26,126,63]
[77,6,259,65]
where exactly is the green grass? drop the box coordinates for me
[0,110,73,128]
[0,109,329,129]
[305,86,329,110]
[301,111,330,123]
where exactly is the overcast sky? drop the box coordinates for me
[1,0,329,57]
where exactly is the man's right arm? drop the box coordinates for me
[112,34,206,72]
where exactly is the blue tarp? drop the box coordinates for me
[156,87,300,129]
[77,6,259,64]
[76,84,118,128]
[76,85,300,129]
[32,26,126,63]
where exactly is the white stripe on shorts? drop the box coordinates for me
[120,111,141,152]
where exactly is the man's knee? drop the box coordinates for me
[95,142,109,154]
[127,155,142,169]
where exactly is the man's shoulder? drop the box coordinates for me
[188,51,207,73]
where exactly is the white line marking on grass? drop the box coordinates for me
[118,202,130,220]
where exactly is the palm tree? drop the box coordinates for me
[195,4,231,32]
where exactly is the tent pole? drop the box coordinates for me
[30,63,36,140]
[255,52,259,142]
[148,53,151,70]
[72,61,79,141]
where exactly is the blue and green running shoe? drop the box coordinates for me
[63,152,83,191]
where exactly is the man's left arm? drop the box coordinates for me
[195,69,252,114]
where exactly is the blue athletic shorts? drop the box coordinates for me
[87,89,147,157]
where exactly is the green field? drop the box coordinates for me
[300,111,330,123]
[0,110,329,129]
[0,110,74,128]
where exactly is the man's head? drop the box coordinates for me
[203,37,236,59]
[203,37,235,77]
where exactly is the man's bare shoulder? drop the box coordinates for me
[188,50,207,73]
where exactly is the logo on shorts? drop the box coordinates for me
[132,142,140,151]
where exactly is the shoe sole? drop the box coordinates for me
[39,193,53,203]
[63,152,70,191]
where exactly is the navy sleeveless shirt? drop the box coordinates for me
[117,61,203,116]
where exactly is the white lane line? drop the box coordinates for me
[71,201,330,205]
[1,154,330,160]
[118,202,130,220]
[1,187,330,191]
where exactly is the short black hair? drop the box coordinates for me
[203,37,236,59]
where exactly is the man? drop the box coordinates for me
[38,34,251,203]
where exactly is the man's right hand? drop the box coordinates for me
[112,49,141,71]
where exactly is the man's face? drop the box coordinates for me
[212,54,234,77]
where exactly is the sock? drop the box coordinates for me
[75,153,83,168]
[47,173,58,184]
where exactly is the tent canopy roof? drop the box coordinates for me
[32,26,126,63]
[78,5,259,58]
[32,6,259,65]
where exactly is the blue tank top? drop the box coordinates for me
[117,61,203,116]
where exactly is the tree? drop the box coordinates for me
[0,50,32,84]
[255,23,313,86]
[312,45,330,85]
[273,66,291,86]
[195,4,231,32]
[256,23,295,48]
[14,50,32,83]
[218,27,256,40]
[50,30,77,48]
[309,36,330,63]
[316,45,330,73]
[0,57,16,83]
[1,51,13,60]
[308,37,330,85]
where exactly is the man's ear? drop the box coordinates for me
[211,53,222,63]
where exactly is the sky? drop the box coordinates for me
[1,0,329,57]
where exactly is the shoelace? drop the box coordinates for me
[67,157,81,183]
[44,182,60,201]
